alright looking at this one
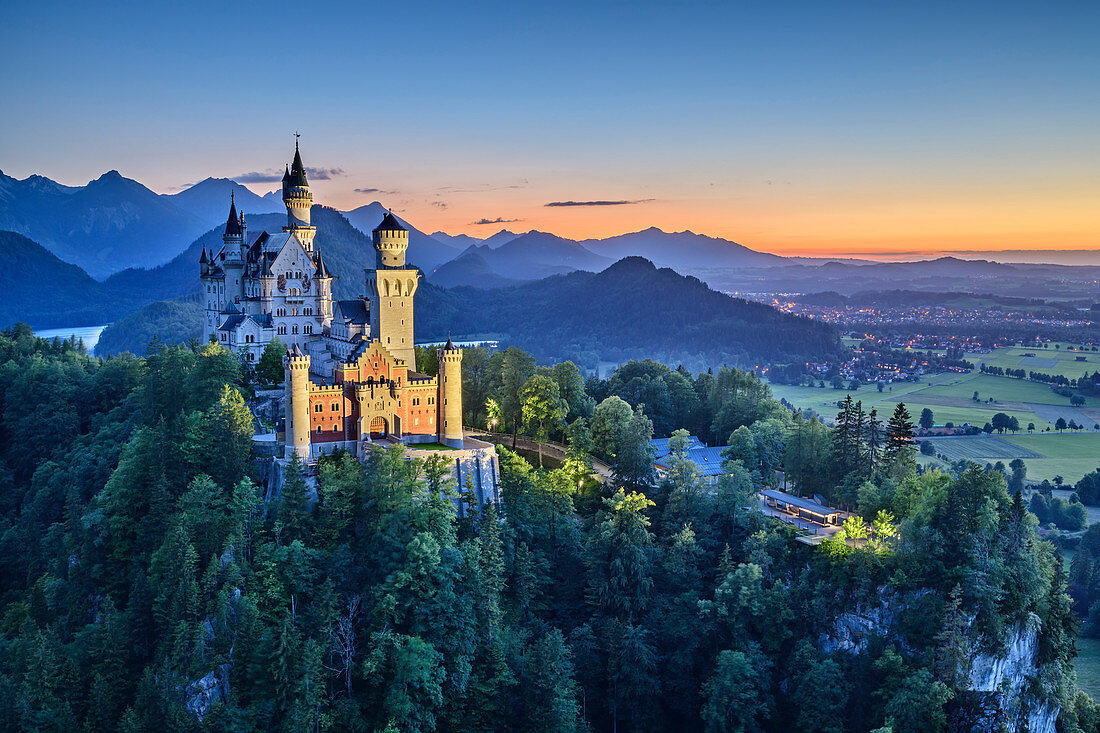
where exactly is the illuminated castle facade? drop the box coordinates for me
[199,144,482,468]
[199,142,333,363]
[283,207,466,460]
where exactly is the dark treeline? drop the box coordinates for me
[0,325,1097,731]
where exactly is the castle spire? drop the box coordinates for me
[289,136,307,186]
[224,192,242,237]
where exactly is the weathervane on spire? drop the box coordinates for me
[294,131,301,147]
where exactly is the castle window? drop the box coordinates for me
[330,403,338,411]
[278,326,286,335]
[304,325,312,334]
[414,418,420,426]
[314,404,322,412]
[292,325,299,334]
[316,426,322,433]
[305,307,312,316]
[332,425,339,432]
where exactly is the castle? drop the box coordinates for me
[201,144,499,504]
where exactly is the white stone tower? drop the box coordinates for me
[282,140,316,252]
[222,193,247,310]
[437,339,464,448]
[367,212,420,369]
[285,345,312,460]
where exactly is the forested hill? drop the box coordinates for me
[98,256,842,370]
[416,256,844,369]
[0,231,146,328]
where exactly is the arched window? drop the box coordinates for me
[304,324,312,334]
[292,325,298,334]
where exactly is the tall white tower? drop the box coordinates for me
[282,139,316,252]
[367,212,420,369]
[222,193,246,309]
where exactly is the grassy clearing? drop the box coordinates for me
[1004,434,1100,483]
[913,373,1065,405]
[887,401,1045,430]
[1077,637,1100,700]
[920,432,1100,484]
[967,345,1100,380]
[932,436,1045,462]
[768,372,962,420]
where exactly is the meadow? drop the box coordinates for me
[967,343,1100,380]
[922,432,1100,485]
[772,359,1100,485]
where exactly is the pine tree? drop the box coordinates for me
[883,402,916,471]
[279,452,310,542]
[865,407,883,474]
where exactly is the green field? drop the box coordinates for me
[924,433,1100,484]
[916,373,1071,405]
[768,372,963,419]
[968,344,1100,380]
[770,368,1096,433]
[1077,637,1100,701]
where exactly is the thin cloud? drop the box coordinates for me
[354,187,397,195]
[470,217,522,225]
[233,167,347,183]
[437,179,529,193]
[545,199,655,207]
[431,201,448,209]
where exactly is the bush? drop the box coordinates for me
[920,440,935,456]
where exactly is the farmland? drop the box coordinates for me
[772,368,1096,434]
[921,432,1100,484]
[967,343,1100,380]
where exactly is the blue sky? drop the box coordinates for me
[2,0,1098,254]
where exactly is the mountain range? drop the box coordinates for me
[0,169,795,285]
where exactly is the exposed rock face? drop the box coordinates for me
[969,613,1058,733]
[821,594,1061,732]
[185,663,230,721]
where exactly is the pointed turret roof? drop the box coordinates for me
[373,211,407,233]
[444,338,458,351]
[224,192,242,236]
[315,250,333,279]
[199,246,209,264]
[288,140,308,186]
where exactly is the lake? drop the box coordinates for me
[34,324,108,354]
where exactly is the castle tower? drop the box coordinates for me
[437,339,464,448]
[285,345,312,460]
[367,212,420,369]
[314,250,335,321]
[222,193,246,308]
[200,246,215,342]
[282,140,316,252]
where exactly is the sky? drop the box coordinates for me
[2,0,1098,257]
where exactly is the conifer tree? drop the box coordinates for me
[883,402,916,471]
[279,452,310,542]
